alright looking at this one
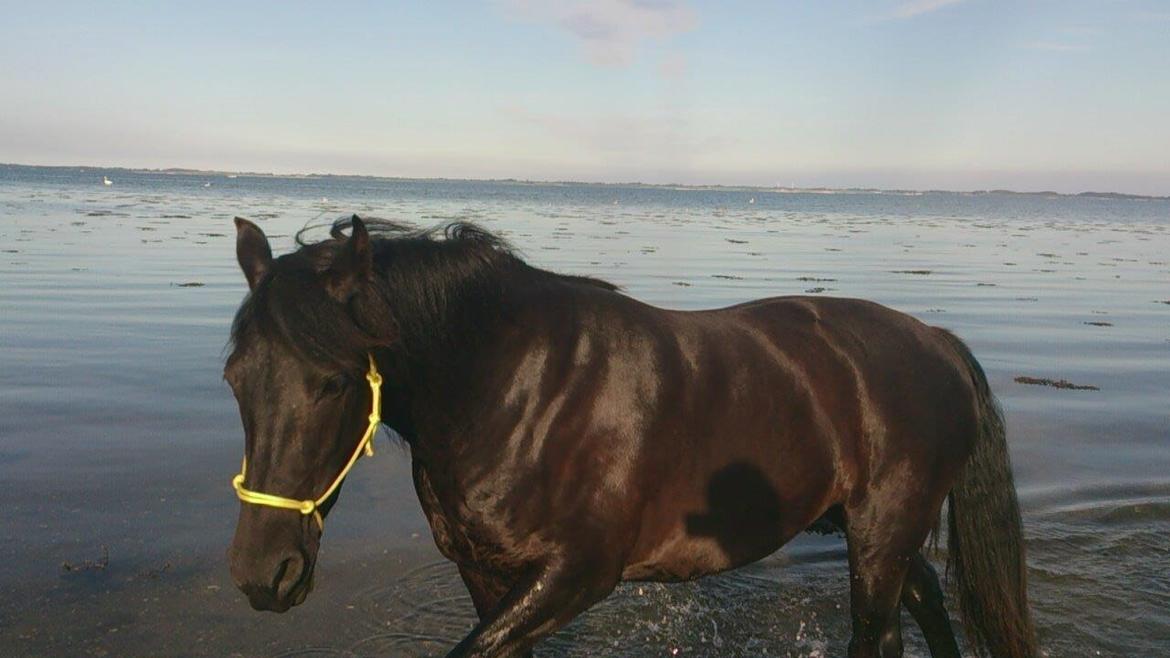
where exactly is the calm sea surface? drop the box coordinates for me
[1,164,1167,657]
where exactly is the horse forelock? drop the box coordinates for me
[229,256,373,372]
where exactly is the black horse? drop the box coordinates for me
[226,216,1036,658]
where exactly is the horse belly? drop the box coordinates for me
[620,465,831,582]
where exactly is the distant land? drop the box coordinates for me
[3,162,1167,201]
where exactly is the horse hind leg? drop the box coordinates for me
[843,500,941,658]
[899,553,961,658]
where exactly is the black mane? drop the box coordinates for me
[231,216,616,371]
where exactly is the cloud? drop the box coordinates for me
[1025,25,1097,53]
[887,0,967,20]
[657,51,688,80]
[498,104,733,162]
[504,0,697,67]
[1131,9,1170,22]
[501,105,685,150]
[1056,25,1101,37]
[1026,41,1090,52]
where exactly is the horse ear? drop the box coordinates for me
[234,217,272,290]
[324,215,372,302]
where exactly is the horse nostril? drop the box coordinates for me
[273,554,306,601]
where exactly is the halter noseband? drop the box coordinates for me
[231,354,383,530]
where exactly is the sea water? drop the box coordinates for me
[1,164,1167,656]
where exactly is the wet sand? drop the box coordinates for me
[1,167,1168,656]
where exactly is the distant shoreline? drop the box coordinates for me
[3,162,1167,201]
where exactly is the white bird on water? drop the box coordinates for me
[103,176,112,186]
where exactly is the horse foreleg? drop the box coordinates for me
[899,553,960,658]
[458,565,510,619]
[446,559,617,658]
[457,566,533,658]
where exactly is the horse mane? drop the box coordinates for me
[231,216,616,370]
[303,216,616,294]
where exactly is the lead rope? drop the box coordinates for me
[231,354,382,530]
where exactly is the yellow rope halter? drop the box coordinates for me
[231,354,383,530]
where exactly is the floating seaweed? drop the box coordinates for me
[1014,376,1099,391]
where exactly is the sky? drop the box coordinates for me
[1,1,1168,194]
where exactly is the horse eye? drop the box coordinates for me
[319,375,349,398]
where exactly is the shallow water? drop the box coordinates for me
[1,164,1167,657]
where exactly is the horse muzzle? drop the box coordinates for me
[229,543,317,612]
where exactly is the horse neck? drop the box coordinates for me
[371,240,518,439]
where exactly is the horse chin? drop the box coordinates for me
[292,569,316,606]
[245,565,315,612]
[278,562,317,611]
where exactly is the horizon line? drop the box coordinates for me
[3,161,1167,201]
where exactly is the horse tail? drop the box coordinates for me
[938,329,1038,658]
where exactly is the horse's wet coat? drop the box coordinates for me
[226,216,1036,658]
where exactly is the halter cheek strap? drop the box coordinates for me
[231,354,383,530]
